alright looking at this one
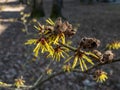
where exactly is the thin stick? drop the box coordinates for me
[30,58,120,88]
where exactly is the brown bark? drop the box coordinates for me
[31,0,45,18]
[50,0,63,19]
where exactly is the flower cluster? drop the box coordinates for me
[14,76,25,88]
[24,18,118,85]
[0,81,8,86]
[47,17,76,37]
[47,45,69,61]
[46,68,53,75]
[25,18,76,59]
[65,51,96,71]
[25,38,53,57]
[20,11,30,23]
[92,50,114,63]
[63,37,100,71]
[94,70,108,83]
[46,18,76,44]
[62,64,71,73]
[107,41,120,50]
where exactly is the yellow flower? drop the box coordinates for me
[33,38,53,57]
[48,33,65,45]
[32,18,37,22]
[65,51,94,71]
[46,18,55,26]
[55,33,65,44]
[94,70,108,83]
[85,51,99,60]
[25,39,37,45]
[47,46,69,61]
[46,68,53,75]
[25,38,53,57]
[62,64,71,73]
[107,41,120,50]
[20,11,24,15]
[14,76,25,88]
[45,18,66,44]
[34,22,46,34]
[0,82,8,86]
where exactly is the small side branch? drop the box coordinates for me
[59,42,76,51]
[0,58,120,89]
[31,57,120,89]
[0,84,32,90]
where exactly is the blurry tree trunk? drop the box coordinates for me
[88,0,93,4]
[19,0,31,5]
[50,0,63,19]
[80,0,84,3]
[80,0,94,4]
[31,0,45,18]
[96,0,99,2]
[113,0,116,2]
[102,0,110,2]
[19,0,23,3]
[19,0,27,4]
[5,0,8,2]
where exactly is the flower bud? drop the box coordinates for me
[93,50,103,60]
[79,37,100,49]
[100,50,114,63]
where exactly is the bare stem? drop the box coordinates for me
[59,42,76,51]
[31,60,54,90]
[1,52,119,89]
[0,84,32,90]
[74,57,120,73]
[31,57,120,88]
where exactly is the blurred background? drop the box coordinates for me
[0,0,120,90]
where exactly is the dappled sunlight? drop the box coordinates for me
[0,0,26,20]
[0,0,25,35]
[0,0,18,3]
[1,5,25,12]
[0,18,17,22]
[0,24,9,35]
